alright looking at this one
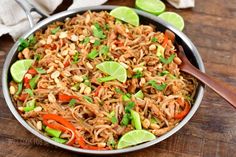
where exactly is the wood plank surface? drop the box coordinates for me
[0,0,236,156]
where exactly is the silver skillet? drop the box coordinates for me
[2,0,205,155]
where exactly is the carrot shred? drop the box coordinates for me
[162,33,169,47]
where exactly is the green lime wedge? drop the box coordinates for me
[135,0,166,15]
[110,7,139,26]
[96,61,127,83]
[158,12,185,31]
[117,130,156,149]
[10,59,34,83]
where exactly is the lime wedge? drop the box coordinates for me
[158,12,185,31]
[10,59,34,83]
[117,130,156,149]
[135,0,166,15]
[110,7,139,26]
[96,61,127,83]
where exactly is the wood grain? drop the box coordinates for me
[0,0,236,156]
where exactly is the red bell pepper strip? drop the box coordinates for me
[43,114,109,149]
[58,93,80,102]
[174,102,190,120]
[93,86,102,96]
[162,33,169,47]
[23,77,30,88]
[18,93,28,101]
[28,68,37,75]
[64,61,70,67]
[43,114,76,145]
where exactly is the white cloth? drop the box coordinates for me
[0,0,107,40]
[167,0,195,9]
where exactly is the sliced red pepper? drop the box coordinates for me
[162,33,169,47]
[93,86,102,96]
[18,93,28,101]
[174,102,190,120]
[64,61,70,67]
[28,68,37,75]
[58,93,80,102]
[43,114,110,149]
[23,77,30,88]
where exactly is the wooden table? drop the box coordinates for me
[0,0,236,156]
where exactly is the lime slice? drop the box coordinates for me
[117,130,156,149]
[158,12,185,31]
[110,7,139,26]
[10,59,34,83]
[96,61,127,83]
[135,0,166,15]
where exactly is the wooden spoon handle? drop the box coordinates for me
[182,64,236,108]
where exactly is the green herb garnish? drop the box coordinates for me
[147,80,167,91]
[99,45,109,56]
[151,37,157,42]
[87,49,99,59]
[51,26,60,34]
[34,54,41,61]
[18,35,36,51]
[82,37,90,44]
[35,68,46,74]
[83,95,93,103]
[133,70,143,79]
[93,40,101,46]
[159,54,176,64]
[121,113,131,126]
[104,24,110,30]
[72,51,79,64]
[24,88,34,97]
[125,102,135,113]
[92,23,106,39]
[160,70,169,76]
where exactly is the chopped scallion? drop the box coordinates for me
[87,49,98,59]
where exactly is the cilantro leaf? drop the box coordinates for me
[72,51,79,64]
[159,54,176,64]
[125,102,135,113]
[93,40,101,46]
[147,80,167,91]
[151,37,157,42]
[24,88,34,97]
[87,49,98,59]
[92,23,106,39]
[121,113,131,126]
[99,45,109,56]
[83,95,93,103]
[35,68,46,74]
[51,27,61,34]
[133,70,143,79]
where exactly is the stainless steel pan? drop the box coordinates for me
[2,0,205,155]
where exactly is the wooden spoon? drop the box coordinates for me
[177,45,236,108]
[164,30,236,108]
